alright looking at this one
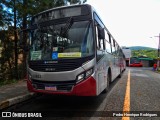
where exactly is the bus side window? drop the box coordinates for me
[117,45,121,56]
[116,42,120,56]
[111,37,116,56]
[108,33,112,51]
[97,25,105,39]
[96,26,100,49]
[96,25,105,50]
[98,25,105,50]
[105,31,111,53]
[114,42,118,56]
[96,24,105,61]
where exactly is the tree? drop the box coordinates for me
[132,50,158,59]
[0,1,16,81]
[0,4,3,26]
[68,0,87,4]
[0,0,20,79]
[1,0,88,81]
[13,0,18,79]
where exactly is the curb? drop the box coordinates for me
[0,93,35,110]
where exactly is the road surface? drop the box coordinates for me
[2,67,160,120]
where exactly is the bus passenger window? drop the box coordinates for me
[111,38,116,55]
[115,43,119,56]
[100,39,104,50]
[105,40,111,53]
[105,32,111,53]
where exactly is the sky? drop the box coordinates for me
[86,0,160,48]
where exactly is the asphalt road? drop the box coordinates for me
[2,67,160,120]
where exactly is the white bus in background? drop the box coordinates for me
[20,4,126,96]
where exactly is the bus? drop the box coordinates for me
[21,4,126,96]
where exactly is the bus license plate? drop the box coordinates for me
[45,86,57,91]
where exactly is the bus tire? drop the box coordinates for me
[118,69,122,78]
[102,72,111,93]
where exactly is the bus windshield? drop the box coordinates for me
[29,20,94,61]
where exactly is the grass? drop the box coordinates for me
[0,79,18,87]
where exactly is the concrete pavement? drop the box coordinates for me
[0,79,35,110]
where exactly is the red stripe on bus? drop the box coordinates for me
[27,76,96,96]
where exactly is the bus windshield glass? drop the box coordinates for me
[29,20,94,61]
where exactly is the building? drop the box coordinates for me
[122,46,131,66]
[138,57,154,67]
[130,56,154,67]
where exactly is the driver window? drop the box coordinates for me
[96,23,105,61]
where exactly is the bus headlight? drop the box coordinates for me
[86,68,93,78]
[76,68,93,84]
[77,73,85,83]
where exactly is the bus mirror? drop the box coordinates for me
[98,27,105,39]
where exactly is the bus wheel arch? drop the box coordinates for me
[102,68,111,93]
[118,67,122,78]
[108,67,112,84]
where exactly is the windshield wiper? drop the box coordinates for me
[60,17,73,37]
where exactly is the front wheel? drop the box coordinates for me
[118,69,122,78]
[102,73,111,93]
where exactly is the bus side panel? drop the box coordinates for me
[74,76,97,96]
[95,54,111,95]
[110,56,117,82]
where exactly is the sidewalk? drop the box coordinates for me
[0,79,35,110]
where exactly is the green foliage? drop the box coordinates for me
[0,4,3,26]
[132,50,158,59]
[0,28,15,81]
[68,0,87,4]
[0,79,18,86]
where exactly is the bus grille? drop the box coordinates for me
[28,55,94,72]
[32,80,75,91]
[29,60,81,72]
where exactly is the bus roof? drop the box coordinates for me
[33,4,92,18]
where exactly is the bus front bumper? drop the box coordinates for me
[27,76,97,96]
